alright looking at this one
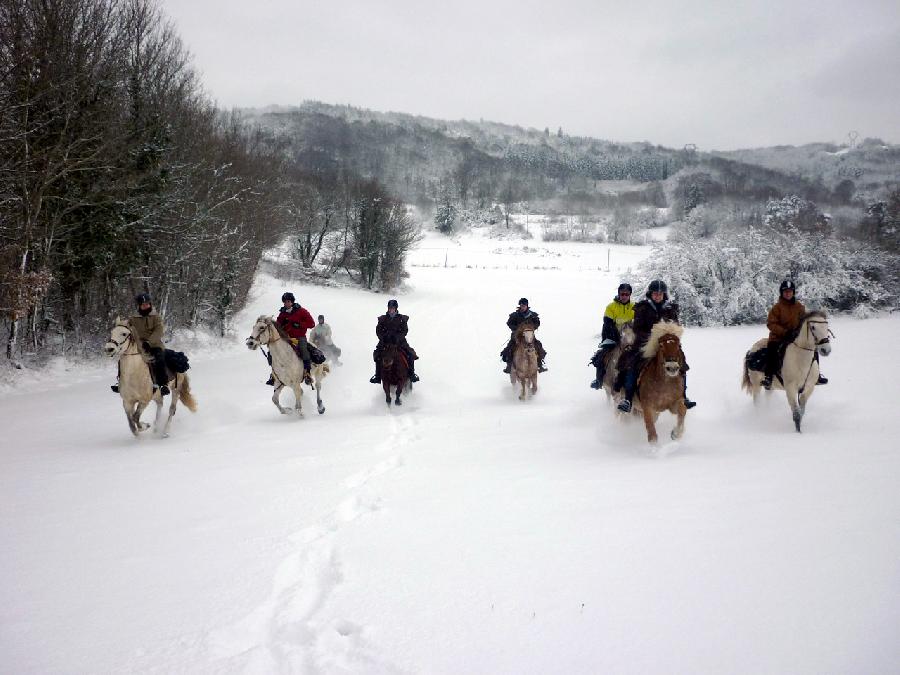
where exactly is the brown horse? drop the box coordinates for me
[510,322,539,401]
[381,341,410,406]
[601,322,635,402]
[631,322,687,443]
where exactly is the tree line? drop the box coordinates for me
[0,0,417,362]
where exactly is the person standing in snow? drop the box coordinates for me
[762,280,828,389]
[502,298,547,373]
[616,280,695,413]
[589,283,634,389]
[370,299,419,384]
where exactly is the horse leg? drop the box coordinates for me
[643,406,659,443]
[531,374,538,396]
[383,380,391,405]
[671,401,687,440]
[151,393,165,434]
[123,399,140,437]
[519,375,526,401]
[133,400,151,431]
[294,384,303,417]
[785,386,803,432]
[395,382,403,406]
[315,380,325,415]
[272,382,288,414]
[160,383,179,438]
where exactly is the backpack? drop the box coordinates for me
[164,349,191,373]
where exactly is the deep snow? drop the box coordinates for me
[1,231,898,674]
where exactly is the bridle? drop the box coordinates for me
[106,326,141,357]
[795,318,834,352]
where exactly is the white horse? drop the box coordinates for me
[246,316,329,416]
[510,324,538,401]
[742,311,833,432]
[104,318,197,437]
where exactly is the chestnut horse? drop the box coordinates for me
[380,341,410,406]
[510,322,539,401]
[742,310,833,432]
[630,322,687,443]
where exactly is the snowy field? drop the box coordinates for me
[1,231,898,674]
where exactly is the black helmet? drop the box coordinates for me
[518,297,529,306]
[135,293,151,305]
[281,292,295,303]
[387,299,399,309]
[617,283,632,294]
[647,280,667,295]
[779,279,796,293]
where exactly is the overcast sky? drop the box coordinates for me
[158,0,900,150]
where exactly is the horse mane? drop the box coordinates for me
[263,315,293,342]
[801,310,827,322]
[515,322,536,336]
[641,321,683,359]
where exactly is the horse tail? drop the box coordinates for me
[179,375,198,412]
[741,352,752,392]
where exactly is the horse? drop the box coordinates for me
[245,316,329,416]
[104,318,197,437]
[624,322,687,443]
[510,322,539,401]
[742,310,833,432]
[380,340,410,406]
[601,322,636,402]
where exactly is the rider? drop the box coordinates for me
[310,314,342,363]
[271,292,315,385]
[112,292,169,396]
[590,283,635,389]
[370,299,419,384]
[762,279,828,389]
[616,280,696,413]
[502,298,547,374]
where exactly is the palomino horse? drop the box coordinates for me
[742,310,833,432]
[627,322,687,443]
[380,340,410,406]
[245,316,329,416]
[601,322,636,402]
[104,318,197,437]
[510,322,539,401]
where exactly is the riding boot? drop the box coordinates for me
[683,374,697,409]
[816,374,828,385]
[590,363,605,390]
[152,352,169,397]
[538,360,548,373]
[408,358,420,383]
[370,362,382,384]
[265,373,275,386]
[111,384,119,393]
[303,360,313,385]
[502,359,511,374]
[618,368,637,413]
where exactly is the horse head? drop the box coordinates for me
[657,334,683,377]
[803,311,832,357]
[516,323,536,345]
[620,321,636,349]
[245,315,273,350]
[381,341,399,369]
[104,318,133,357]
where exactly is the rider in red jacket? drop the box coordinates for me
[266,292,315,385]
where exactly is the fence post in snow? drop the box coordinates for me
[444,249,448,268]
[607,249,610,272]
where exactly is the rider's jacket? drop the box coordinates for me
[602,297,634,343]
[278,303,315,340]
[507,309,540,333]
[767,296,806,342]
[129,310,164,350]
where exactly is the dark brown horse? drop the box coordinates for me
[380,341,410,406]
[632,322,687,443]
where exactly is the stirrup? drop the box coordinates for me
[538,364,548,373]
[617,399,632,413]
[110,384,119,393]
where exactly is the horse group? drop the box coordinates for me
[105,310,833,441]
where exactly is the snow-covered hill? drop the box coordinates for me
[1,232,898,674]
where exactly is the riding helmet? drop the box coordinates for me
[647,280,667,295]
[779,279,796,293]
[281,292,295,303]
[518,297,529,306]
[135,292,151,305]
[617,283,632,294]
[387,299,399,309]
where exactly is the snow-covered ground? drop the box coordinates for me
[1,231,898,674]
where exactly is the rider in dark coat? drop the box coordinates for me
[501,298,547,373]
[616,280,696,413]
[370,299,419,383]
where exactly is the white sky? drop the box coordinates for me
[158,0,900,150]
